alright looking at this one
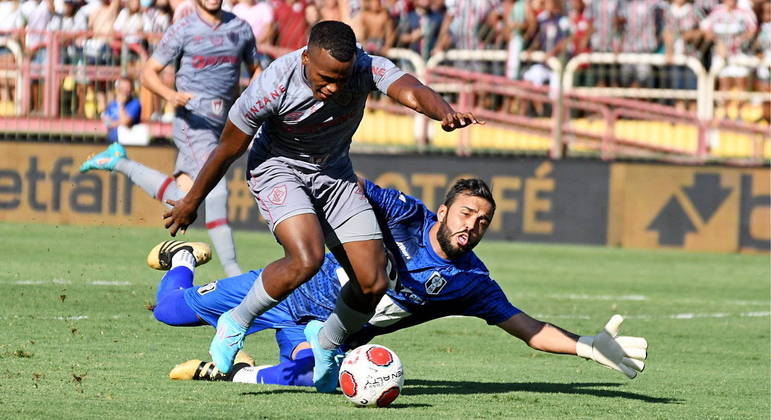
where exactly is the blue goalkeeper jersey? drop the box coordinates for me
[281,180,520,346]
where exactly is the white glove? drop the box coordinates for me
[576,315,648,379]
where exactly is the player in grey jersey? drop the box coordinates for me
[163,20,484,393]
[79,0,259,277]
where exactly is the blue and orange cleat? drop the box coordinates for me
[209,309,247,374]
[79,143,126,173]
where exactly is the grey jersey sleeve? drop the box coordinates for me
[151,22,184,66]
[227,64,284,136]
[241,27,259,69]
[367,54,407,95]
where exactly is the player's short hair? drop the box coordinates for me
[308,20,356,62]
[443,178,496,215]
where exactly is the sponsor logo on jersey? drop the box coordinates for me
[191,55,238,69]
[267,184,287,205]
[197,281,217,295]
[424,272,447,295]
[210,35,224,46]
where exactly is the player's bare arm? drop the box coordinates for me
[499,312,648,379]
[386,74,485,132]
[140,57,194,107]
[164,121,251,235]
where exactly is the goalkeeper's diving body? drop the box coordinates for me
[149,178,648,386]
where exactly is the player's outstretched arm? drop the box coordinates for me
[498,313,648,379]
[386,74,485,132]
[164,121,252,235]
[140,57,194,107]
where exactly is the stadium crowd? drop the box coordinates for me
[0,0,769,124]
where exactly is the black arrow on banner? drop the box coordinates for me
[647,196,697,246]
[683,173,732,223]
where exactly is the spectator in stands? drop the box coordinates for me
[567,0,592,86]
[141,0,172,122]
[0,0,24,116]
[663,0,702,111]
[504,0,530,81]
[399,0,444,61]
[114,0,147,76]
[270,0,311,51]
[618,0,665,89]
[522,0,569,115]
[232,0,273,44]
[51,0,88,117]
[352,0,395,55]
[20,0,56,114]
[85,0,119,115]
[752,0,769,123]
[434,0,502,72]
[585,0,624,87]
[102,76,141,143]
[702,0,757,120]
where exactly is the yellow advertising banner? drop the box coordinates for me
[0,143,176,226]
[608,164,770,253]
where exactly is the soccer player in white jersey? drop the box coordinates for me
[147,178,648,386]
[162,20,484,392]
[79,0,259,277]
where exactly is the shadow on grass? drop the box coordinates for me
[404,380,681,404]
[239,389,432,408]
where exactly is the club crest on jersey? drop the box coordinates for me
[424,272,447,295]
[268,185,287,205]
[211,99,223,115]
[227,32,239,44]
[210,35,224,46]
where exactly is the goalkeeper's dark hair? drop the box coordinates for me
[308,20,356,62]
[443,178,496,215]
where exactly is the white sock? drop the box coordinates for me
[231,366,270,384]
[171,250,196,272]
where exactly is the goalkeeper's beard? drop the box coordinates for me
[436,221,478,260]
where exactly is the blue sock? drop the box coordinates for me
[156,266,193,302]
[153,289,202,326]
[255,349,315,387]
[153,266,201,326]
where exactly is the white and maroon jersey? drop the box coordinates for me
[620,0,665,54]
[586,0,624,52]
[152,10,258,128]
[701,5,758,55]
[665,2,700,56]
[228,47,405,161]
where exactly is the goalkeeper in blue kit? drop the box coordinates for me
[148,178,648,386]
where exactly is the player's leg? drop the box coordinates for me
[79,143,186,204]
[209,160,326,373]
[175,122,242,277]
[303,165,389,392]
[148,241,212,327]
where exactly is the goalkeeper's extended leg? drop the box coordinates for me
[149,241,211,327]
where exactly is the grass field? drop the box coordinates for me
[0,222,768,419]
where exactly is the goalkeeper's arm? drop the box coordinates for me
[498,312,648,379]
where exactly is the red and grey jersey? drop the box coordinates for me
[152,10,258,128]
[228,47,405,161]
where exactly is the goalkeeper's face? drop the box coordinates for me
[436,194,493,259]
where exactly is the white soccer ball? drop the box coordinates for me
[338,344,404,407]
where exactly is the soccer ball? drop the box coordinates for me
[338,344,404,407]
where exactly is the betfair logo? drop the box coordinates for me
[647,174,732,246]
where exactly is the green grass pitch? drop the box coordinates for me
[0,222,768,419]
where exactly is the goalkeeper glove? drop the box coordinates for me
[576,315,648,379]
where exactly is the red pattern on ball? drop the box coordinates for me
[366,346,393,367]
[340,371,357,397]
[376,386,401,407]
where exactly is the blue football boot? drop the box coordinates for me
[209,309,247,374]
[79,143,126,173]
[304,320,343,393]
